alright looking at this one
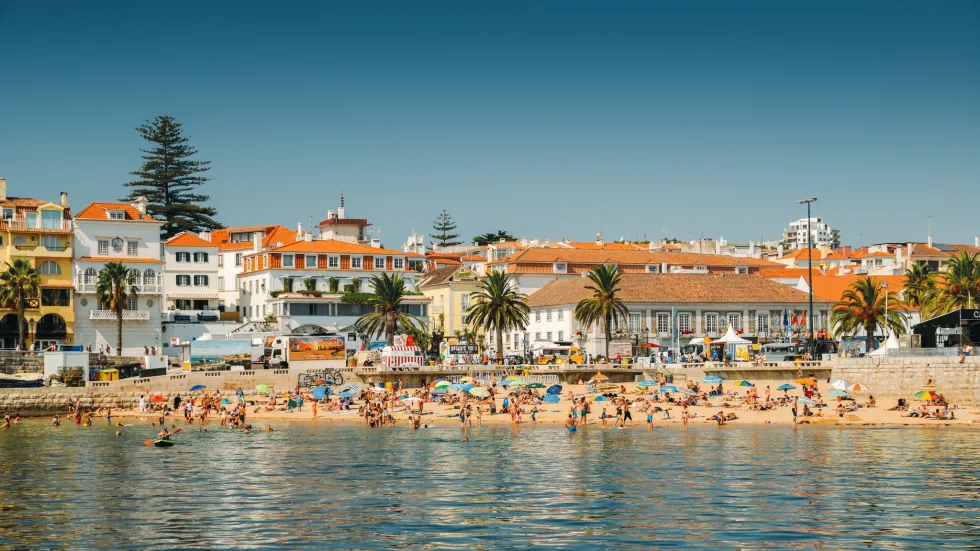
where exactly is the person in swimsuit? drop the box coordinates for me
[565,413,577,432]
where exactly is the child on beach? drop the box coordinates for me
[530,406,538,424]
[601,408,608,427]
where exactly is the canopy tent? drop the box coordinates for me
[868,331,900,357]
[912,308,980,348]
[711,326,752,345]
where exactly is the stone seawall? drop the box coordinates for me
[830,361,980,404]
[0,388,188,416]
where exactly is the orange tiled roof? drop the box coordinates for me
[808,275,907,304]
[529,274,825,307]
[74,202,158,222]
[261,225,305,248]
[459,254,486,262]
[776,248,823,261]
[563,241,645,250]
[490,247,780,268]
[909,244,948,257]
[165,231,215,248]
[218,241,255,252]
[0,197,48,208]
[759,268,811,279]
[76,257,162,263]
[259,239,407,256]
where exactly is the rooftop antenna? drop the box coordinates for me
[927,214,932,242]
[340,190,345,208]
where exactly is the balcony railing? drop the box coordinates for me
[90,310,149,321]
[76,281,163,294]
[14,245,37,251]
[1,219,73,231]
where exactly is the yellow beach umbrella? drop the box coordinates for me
[590,372,609,381]
[505,375,522,381]
[460,376,475,382]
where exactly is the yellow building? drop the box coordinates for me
[418,265,482,337]
[0,178,74,350]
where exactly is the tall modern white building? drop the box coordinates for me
[780,217,840,250]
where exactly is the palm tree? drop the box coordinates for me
[0,259,41,350]
[903,263,935,311]
[922,252,980,319]
[830,276,907,351]
[465,271,529,361]
[353,273,420,345]
[95,262,139,356]
[574,264,630,359]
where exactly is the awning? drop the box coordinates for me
[167,292,218,299]
[711,326,752,345]
[40,282,74,289]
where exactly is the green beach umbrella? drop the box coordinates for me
[469,387,491,398]
[526,383,546,389]
[256,384,271,393]
[733,380,754,387]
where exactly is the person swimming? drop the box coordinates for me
[52,415,61,426]
[262,425,274,432]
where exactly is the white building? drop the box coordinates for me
[780,217,841,250]
[522,273,831,358]
[72,199,164,355]
[237,238,428,332]
[163,231,220,321]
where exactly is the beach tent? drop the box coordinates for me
[868,331,899,357]
[711,326,751,345]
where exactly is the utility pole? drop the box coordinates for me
[797,198,817,358]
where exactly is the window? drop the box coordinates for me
[110,211,125,220]
[728,313,741,332]
[394,258,404,270]
[194,275,209,287]
[41,210,63,229]
[554,262,568,274]
[535,332,541,340]
[1,208,13,219]
[375,257,386,269]
[629,313,641,332]
[235,253,242,267]
[282,255,294,268]
[678,313,692,333]
[351,256,362,269]
[546,331,553,341]
[646,265,659,273]
[461,294,470,310]
[217,255,224,267]
[505,334,510,344]
[535,311,541,322]
[558,331,564,341]
[328,256,339,268]
[176,275,191,286]
[84,268,97,284]
[126,296,137,311]
[38,261,61,275]
[128,269,141,285]
[557,310,564,321]
[735,266,749,275]
[41,289,71,307]
[143,269,155,285]
[194,252,209,263]
[657,313,669,334]
[42,235,63,251]
[306,255,317,268]
[514,333,520,347]
[98,240,109,255]
[176,252,190,263]
[756,314,769,334]
[218,276,224,289]
[24,212,37,228]
[546,310,552,322]
[705,313,718,334]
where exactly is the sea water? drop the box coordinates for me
[0,421,977,550]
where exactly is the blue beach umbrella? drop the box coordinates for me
[546,384,563,395]
[312,387,327,400]
[189,384,206,392]
[638,380,657,387]
[798,397,816,406]
[449,383,466,389]
[499,380,513,387]
[462,384,475,391]
[702,376,723,384]
[543,394,560,404]
[777,384,796,391]
[827,389,849,398]
[430,388,447,396]
[592,395,609,402]
[661,385,679,394]
[337,392,356,399]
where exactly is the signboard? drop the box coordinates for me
[449,344,480,355]
[171,337,180,347]
[608,340,633,359]
[288,336,346,361]
[369,341,387,351]
[189,340,252,369]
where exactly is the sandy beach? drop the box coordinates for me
[110,381,980,429]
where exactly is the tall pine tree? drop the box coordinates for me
[431,210,462,248]
[123,116,223,238]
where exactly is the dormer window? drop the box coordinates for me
[109,210,125,220]
[553,262,568,274]
[646,265,659,273]
[735,266,749,275]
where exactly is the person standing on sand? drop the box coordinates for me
[792,396,799,424]
[476,405,483,427]
[682,404,690,430]
[312,399,318,419]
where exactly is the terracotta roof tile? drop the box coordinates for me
[165,231,216,248]
[490,248,780,269]
[259,239,407,256]
[808,275,907,303]
[776,248,823,261]
[74,202,158,222]
[0,197,48,208]
[528,274,826,307]
[218,241,255,252]
[759,268,811,279]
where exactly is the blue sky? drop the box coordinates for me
[2,1,978,247]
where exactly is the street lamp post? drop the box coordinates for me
[882,280,888,349]
[796,198,817,358]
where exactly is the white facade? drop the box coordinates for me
[163,232,220,321]
[72,201,164,355]
[780,217,841,250]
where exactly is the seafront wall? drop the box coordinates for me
[830,358,980,404]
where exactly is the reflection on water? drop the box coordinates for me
[0,422,978,550]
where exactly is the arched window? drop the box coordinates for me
[143,269,156,285]
[128,269,141,285]
[38,261,62,275]
[84,268,97,284]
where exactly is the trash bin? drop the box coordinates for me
[665,374,673,384]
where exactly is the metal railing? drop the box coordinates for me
[0,219,72,231]
[76,281,163,294]
[89,310,150,321]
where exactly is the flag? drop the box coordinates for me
[801,310,807,326]
[792,313,798,326]
[783,312,790,327]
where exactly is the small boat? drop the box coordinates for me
[153,438,175,447]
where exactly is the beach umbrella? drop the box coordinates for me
[798,397,816,406]
[676,387,697,395]
[526,383,546,389]
[460,376,475,382]
[151,395,167,403]
[312,387,327,400]
[505,375,523,381]
[776,384,796,391]
[590,372,609,381]
[702,376,723,384]
[434,381,452,389]
[469,387,490,398]
[847,383,870,393]
[430,388,447,396]
[638,380,657,387]
[508,379,527,386]
[546,384,563,395]
[219,398,233,405]
[462,383,475,391]
[733,380,754,387]
[641,342,661,348]
[827,389,849,398]
[402,397,423,404]
[340,383,362,393]
[337,392,356,399]
[918,385,942,392]
[190,384,206,392]
[661,385,679,394]
[829,379,850,391]
[499,380,513,387]
[914,390,941,401]
[543,394,560,404]
[591,395,609,402]
[795,377,817,385]
[369,386,386,394]
[255,384,271,393]
[448,383,466,389]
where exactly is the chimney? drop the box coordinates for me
[131,196,148,214]
[975,236,980,247]
[777,244,784,258]
[253,233,262,253]
[304,233,312,242]
[0,178,5,201]
[928,235,933,248]
[907,242,913,260]
[199,230,212,243]
[661,260,668,273]
[60,192,68,207]
[338,191,345,219]
[896,246,903,265]
[296,222,303,240]
[596,233,603,247]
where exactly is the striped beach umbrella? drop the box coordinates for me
[702,376,723,384]
[733,380,754,387]
[341,383,362,393]
[914,390,941,401]
[638,380,657,387]
[847,383,870,392]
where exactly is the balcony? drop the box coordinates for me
[1,219,73,232]
[89,310,149,321]
[76,279,163,294]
